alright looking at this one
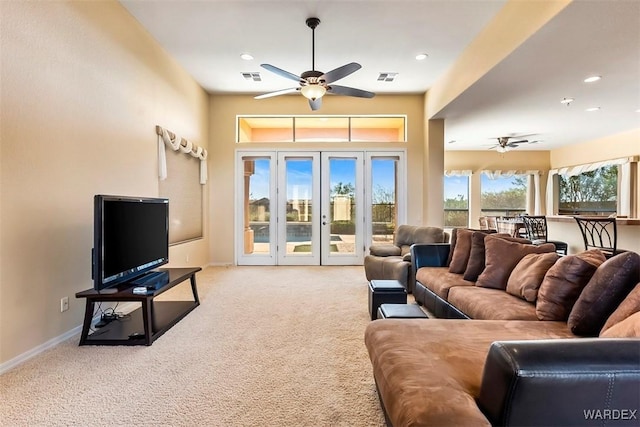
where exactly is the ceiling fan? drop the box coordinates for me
[254,17,375,111]
[489,135,540,153]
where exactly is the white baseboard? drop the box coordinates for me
[0,301,140,375]
[0,324,84,375]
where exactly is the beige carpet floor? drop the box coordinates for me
[0,266,386,426]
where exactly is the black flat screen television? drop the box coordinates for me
[93,195,169,291]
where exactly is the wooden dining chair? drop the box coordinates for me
[521,215,568,255]
[485,216,498,231]
[478,216,489,230]
[573,216,619,258]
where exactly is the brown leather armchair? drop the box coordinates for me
[364,225,448,293]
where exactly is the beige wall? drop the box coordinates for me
[0,1,210,365]
[550,128,640,168]
[208,94,425,264]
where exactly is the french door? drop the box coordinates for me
[236,150,404,266]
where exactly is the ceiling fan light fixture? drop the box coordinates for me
[301,84,326,100]
[496,145,509,153]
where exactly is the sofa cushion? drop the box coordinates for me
[506,252,560,302]
[447,286,538,320]
[475,235,555,290]
[462,231,503,282]
[600,283,640,335]
[364,319,574,427]
[449,228,474,273]
[415,266,474,299]
[446,227,458,267]
[535,250,606,321]
[600,311,640,338]
[568,251,640,336]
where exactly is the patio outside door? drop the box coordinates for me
[236,150,404,266]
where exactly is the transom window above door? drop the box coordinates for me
[237,115,406,143]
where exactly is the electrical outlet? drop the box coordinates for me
[60,296,69,313]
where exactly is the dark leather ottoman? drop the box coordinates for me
[377,303,429,319]
[368,280,406,321]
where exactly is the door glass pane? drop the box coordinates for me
[371,158,398,243]
[243,157,271,254]
[329,158,356,255]
[285,158,314,255]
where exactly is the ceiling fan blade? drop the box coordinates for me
[509,139,528,145]
[309,98,322,111]
[321,62,361,84]
[308,98,322,111]
[260,64,303,83]
[254,87,299,100]
[328,84,375,98]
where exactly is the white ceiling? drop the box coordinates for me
[120,0,640,151]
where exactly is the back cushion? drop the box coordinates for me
[568,251,640,336]
[412,226,446,244]
[506,252,560,302]
[600,311,640,338]
[448,228,474,274]
[446,228,458,267]
[535,250,606,321]
[475,236,555,290]
[463,231,508,282]
[600,282,640,335]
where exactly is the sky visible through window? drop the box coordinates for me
[444,175,523,199]
[248,157,396,200]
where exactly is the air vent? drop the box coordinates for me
[242,72,262,82]
[377,72,398,82]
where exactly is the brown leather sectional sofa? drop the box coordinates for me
[365,228,640,426]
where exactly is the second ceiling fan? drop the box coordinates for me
[255,17,375,111]
[490,135,540,153]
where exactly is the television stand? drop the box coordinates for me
[75,267,201,346]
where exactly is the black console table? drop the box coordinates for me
[75,267,201,346]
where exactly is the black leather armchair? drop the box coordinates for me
[478,339,640,426]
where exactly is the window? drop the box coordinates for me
[558,165,618,216]
[237,115,406,143]
[444,173,470,227]
[547,157,637,218]
[481,173,527,217]
[159,148,203,244]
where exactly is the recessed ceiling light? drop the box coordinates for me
[585,107,600,112]
[415,53,428,61]
[240,53,254,61]
[560,97,574,105]
[636,109,640,113]
[584,75,601,83]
